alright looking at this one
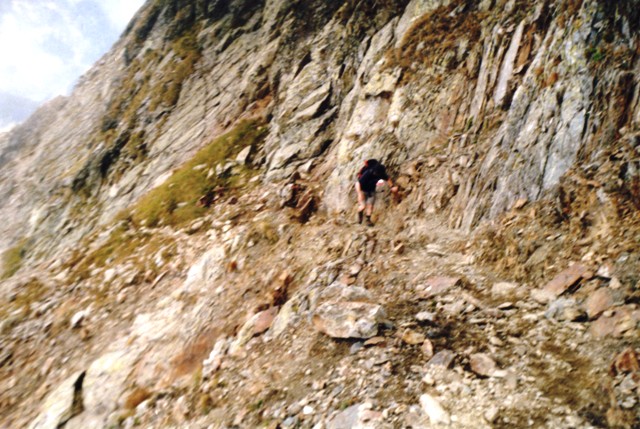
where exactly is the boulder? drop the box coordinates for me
[29,371,85,429]
[66,349,139,428]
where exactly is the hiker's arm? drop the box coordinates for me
[387,179,398,193]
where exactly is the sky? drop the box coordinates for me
[0,0,146,130]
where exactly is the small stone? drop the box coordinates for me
[173,395,189,422]
[402,330,426,345]
[421,339,434,359]
[442,300,466,316]
[621,396,637,409]
[545,298,584,321]
[484,406,499,423]
[609,277,622,290]
[584,288,614,319]
[415,311,436,323]
[327,403,361,429]
[596,263,613,279]
[374,354,390,366]
[188,220,205,233]
[419,393,450,425]
[363,337,387,347]
[252,307,278,335]
[618,374,637,394]
[236,145,253,165]
[422,373,435,385]
[312,302,386,339]
[350,342,364,354]
[340,274,356,285]
[70,310,88,329]
[491,282,519,296]
[489,336,504,346]
[428,350,455,368]
[419,277,461,298]
[349,264,363,276]
[282,416,299,428]
[303,405,315,415]
[469,353,505,377]
[505,371,518,389]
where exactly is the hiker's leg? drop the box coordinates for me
[355,182,365,212]
[365,193,375,216]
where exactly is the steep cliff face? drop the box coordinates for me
[1,0,639,428]
[0,0,638,262]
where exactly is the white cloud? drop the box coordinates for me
[101,0,145,32]
[0,0,145,104]
[0,122,17,133]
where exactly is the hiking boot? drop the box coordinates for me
[365,217,374,227]
[357,211,364,224]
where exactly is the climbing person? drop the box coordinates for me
[355,158,398,226]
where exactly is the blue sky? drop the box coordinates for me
[0,0,145,130]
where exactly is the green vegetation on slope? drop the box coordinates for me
[1,239,28,279]
[65,119,267,283]
[130,119,267,228]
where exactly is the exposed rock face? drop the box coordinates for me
[1,0,638,262]
[1,0,640,428]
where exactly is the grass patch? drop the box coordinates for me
[129,119,267,228]
[1,278,47,320]
[1,239,29,279]
[149,31,202,111]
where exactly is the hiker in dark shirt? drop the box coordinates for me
[355,159,397,226]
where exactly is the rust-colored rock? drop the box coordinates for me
[542,264,590,297]
[610,347,640,376]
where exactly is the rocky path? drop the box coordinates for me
[122,204,637,428]
[6,185,639,429]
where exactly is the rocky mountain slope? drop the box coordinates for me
[0,0,639,428]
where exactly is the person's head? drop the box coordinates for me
[365,159,379,168]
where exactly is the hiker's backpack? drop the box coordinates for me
[357,159,379,179]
